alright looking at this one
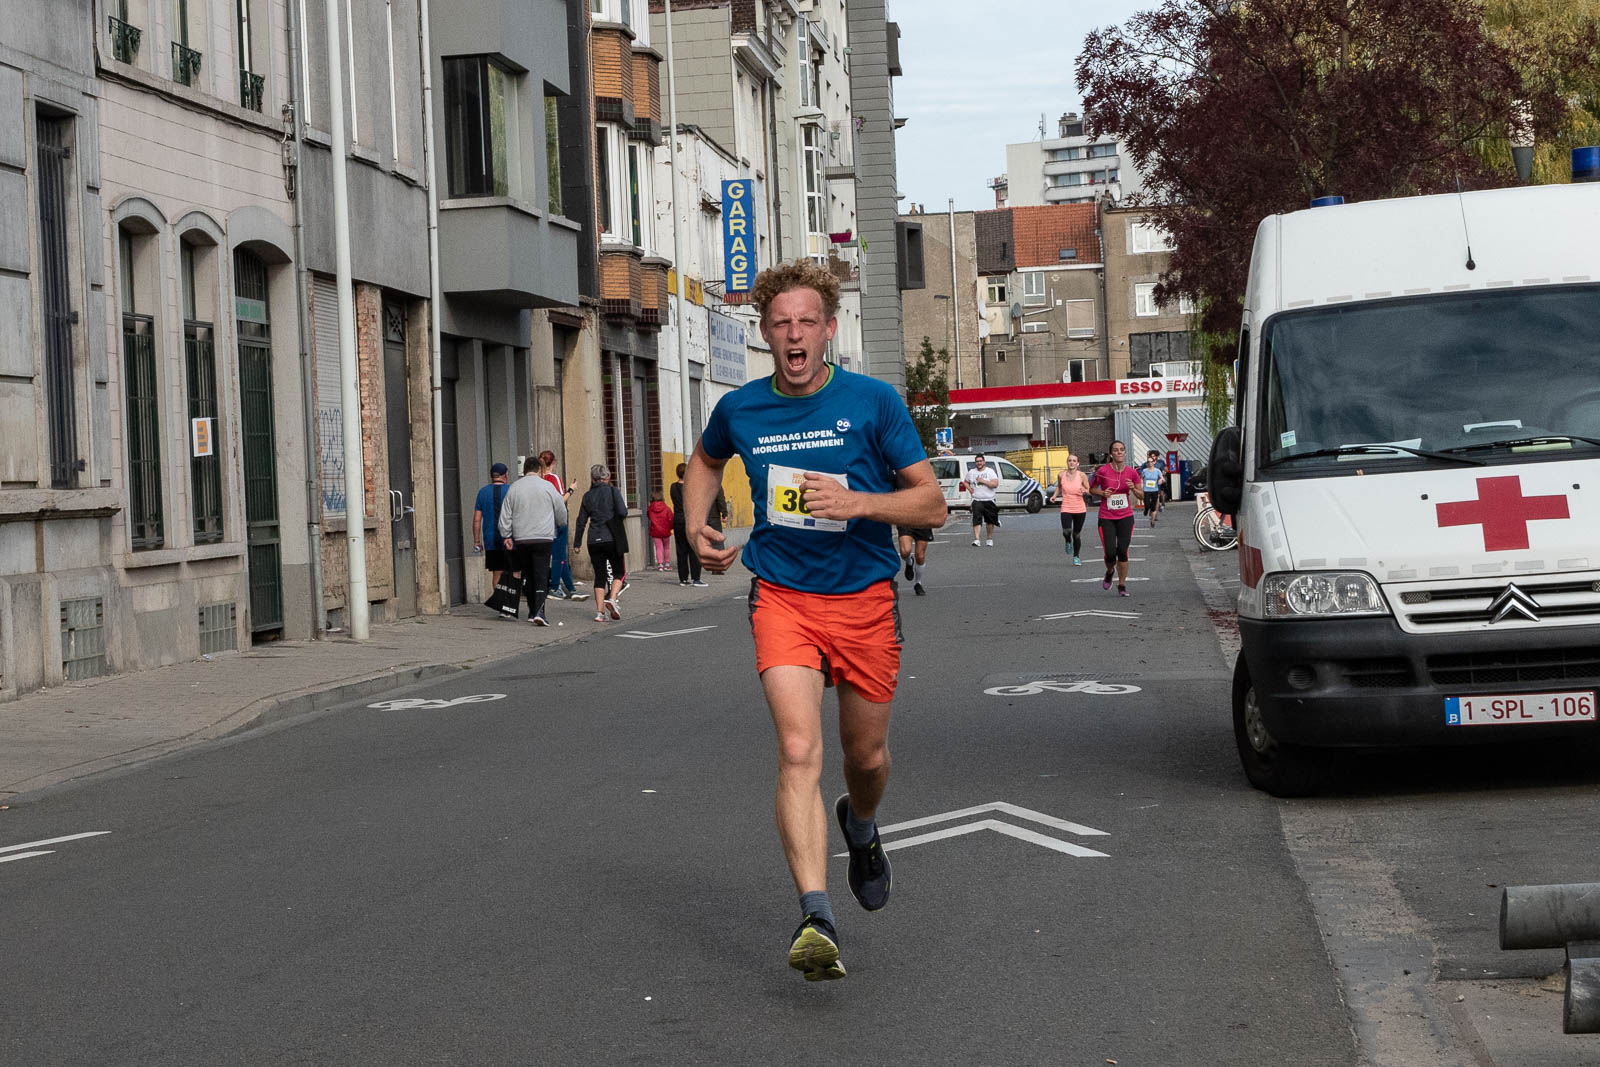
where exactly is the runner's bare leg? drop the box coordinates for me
[763,665,828,894]
[837,683,892,822]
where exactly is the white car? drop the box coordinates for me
[930,454,1046,513]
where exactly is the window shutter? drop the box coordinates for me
[313,274,345,516]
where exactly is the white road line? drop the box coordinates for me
[0,831,111,854]
[0,851,54,864]
[879,801,1109,837]
[878,819,1109,858]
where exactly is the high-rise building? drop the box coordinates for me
[1000,111,1142,208]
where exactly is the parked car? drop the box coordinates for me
[931,454,1046,513]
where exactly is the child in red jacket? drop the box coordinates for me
[647,489,674,571]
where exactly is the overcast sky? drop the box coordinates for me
[890,0,1152,212]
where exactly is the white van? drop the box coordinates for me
[1207,174,1600,795]
[930,454,1046,514]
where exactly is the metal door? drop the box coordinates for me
[235,249,282,635]
[382,303,418,618]
[630,369,654,562]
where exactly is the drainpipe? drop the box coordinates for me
[664,0,695,474]
[284,0,326,635]
[948,198,959,387]
[418,0,448,612]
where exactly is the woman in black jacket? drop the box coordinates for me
[669,461,727,587]
[573,464,628,621]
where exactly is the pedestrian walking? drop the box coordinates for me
[670,462,722,587]
[968,453,1000,546]
[647,489,674,571]
[684,259,947,983]
[896,525,933,595]
[473,462,515,612]
[572,464,628,622]
[1048,453,1091,565]
[496,456,568,626]
[539,450,582,600]
[1090,440,1145,596]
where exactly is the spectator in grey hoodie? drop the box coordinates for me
[497,455,568,626]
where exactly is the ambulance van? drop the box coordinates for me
[1207,162,1600,795]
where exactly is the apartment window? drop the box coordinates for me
[1129,221,1174,254]
[1050,172,1086,188]
[627,143,643,246]
[803,126,826,252]
[109,0,142,64]
[37,111,81,489]
[443,56,515,197]
[1021,321,1048,333]
[182,240,224,542]
[985,277,1007,305]
[237,0,264,111]
[591,0,631,29]
[171,0,202,87]
[1135,282,1160,317]
[1088,142,1118,158]
[1066,358,1091,383]
[1022,272,1046,306]
[1048,147,1081,162]
[1178,294,1197,315]
[545,95,562,215]
[120,226,164,549]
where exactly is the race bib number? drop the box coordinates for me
[1107,493,1130,511]
[767,464,848,532]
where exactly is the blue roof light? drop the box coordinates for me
[1573,147,1600,184]
[1309,195,1345,208]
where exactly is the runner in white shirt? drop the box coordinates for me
[968,453,1001,547]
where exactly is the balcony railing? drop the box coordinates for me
[172,41,202,87]
[239,69,264,112]
[108,15,141,63]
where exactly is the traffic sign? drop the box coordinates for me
[935,426,954,449]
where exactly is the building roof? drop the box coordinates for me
[1011,203,1102,268]
[974,210,1014,274]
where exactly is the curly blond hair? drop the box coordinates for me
[750,260,841,322]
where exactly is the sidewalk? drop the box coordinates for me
[0,567,740,801]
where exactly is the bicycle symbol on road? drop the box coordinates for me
[368,693,507,710]
[983,680,1142,697]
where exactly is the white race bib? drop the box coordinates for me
[1107,493,1130,511]
[766,464,848,532]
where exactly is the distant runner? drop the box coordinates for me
[897,524,933,595]
[1048,453,1091,566]
[1090,440,1144,596]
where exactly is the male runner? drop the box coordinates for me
[968,453,1000,546]
[1090,440,1145,596]
[685,260,946,983]
[897,525,933,595]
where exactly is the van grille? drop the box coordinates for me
[1427,647,1600,688]
[1389,572,1600,634]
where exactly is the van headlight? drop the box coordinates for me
[1262,572,1388,617]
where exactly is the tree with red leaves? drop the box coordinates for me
[1076,0,1572,343]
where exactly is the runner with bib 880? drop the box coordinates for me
[1090,440,1145,596]
[684,260,947,983]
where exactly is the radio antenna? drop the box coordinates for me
[1455,171,1476,271]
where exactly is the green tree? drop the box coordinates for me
[1480,0,1600,183]
[905,336,953,456]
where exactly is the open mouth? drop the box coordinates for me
[785,349,809,373]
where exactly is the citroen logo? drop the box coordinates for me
[1488,583,1541,623]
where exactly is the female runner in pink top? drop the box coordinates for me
[1090,440,1145,595]
[1049,454,1092,565]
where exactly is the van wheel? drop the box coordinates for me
[1025,491,1044,514]
[1232,655,1322,797]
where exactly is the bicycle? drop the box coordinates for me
[1193,491,1239,551]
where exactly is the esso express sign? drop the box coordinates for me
[1116,377,1202,397]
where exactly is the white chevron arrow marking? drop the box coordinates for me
[835,802,1109,858]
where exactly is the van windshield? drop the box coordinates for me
[1259,285,1600,471]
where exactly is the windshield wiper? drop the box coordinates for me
[1266,443,1485,468]
[1439,434,1600,454]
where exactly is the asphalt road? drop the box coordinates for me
[3,506,1597,1065]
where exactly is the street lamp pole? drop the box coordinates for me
[664,0,695,471]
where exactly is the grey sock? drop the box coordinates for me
[800,890,835,926]
[844,799,876,846]
[912,560,925,584]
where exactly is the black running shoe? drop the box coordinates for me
[788,913,846,981]
[835,793,891,911]
[904,556,915,581]
[913,582,925,596]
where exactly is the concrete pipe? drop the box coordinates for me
[1500,884,1600,950]
[1564,955,1600,1034]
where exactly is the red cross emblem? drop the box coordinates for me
[1434,475,1569,551]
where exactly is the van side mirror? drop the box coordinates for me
[1207,427,1244,516]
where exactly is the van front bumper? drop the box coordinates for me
[1238,616,1600,747]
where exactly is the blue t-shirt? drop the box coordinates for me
[700,366,927,594]
[474,483,506,542]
